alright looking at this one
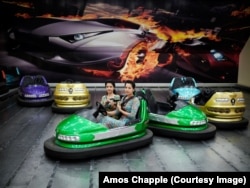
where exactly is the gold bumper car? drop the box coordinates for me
[52,79,92,113]
[193,87,248,129]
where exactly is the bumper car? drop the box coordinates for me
[44,91,153,160]
[17,75,53,106]
[193,87,249,129]
[1,65,21,89]
[145,89,216,140]
[0,68,10,100]
[51,79,92,113]
[169,77,201,101]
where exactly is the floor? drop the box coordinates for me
[0,88,250,188]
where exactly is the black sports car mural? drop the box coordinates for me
[1,0,249,83]
[6,16,240,83]
[6,17,164,72]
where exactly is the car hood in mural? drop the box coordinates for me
[31,20,115,36]
[8,17,158,70]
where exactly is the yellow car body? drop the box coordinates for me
[52,81,92,113]
[197,91,245,121]
[193,88,248,129]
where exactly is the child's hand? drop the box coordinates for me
[117,101,122,111]
[109,100,115,106]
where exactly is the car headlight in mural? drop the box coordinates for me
[6,17,162,72]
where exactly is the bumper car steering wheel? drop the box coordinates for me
[93,102,108,118]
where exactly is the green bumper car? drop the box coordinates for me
[44,92,153,160]
[145,89,216,140]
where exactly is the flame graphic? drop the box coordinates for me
[175,46,190,57]
[231,6,250,17]
[9,3,238,81]
[119,42,159,81]
[82,69,114,78]
[15,12,32,18]
[2,1,33,8]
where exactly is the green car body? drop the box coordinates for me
[55,99,149,148]
[145,89,216,140]
[148,104,208,131]
[44,95,153,160]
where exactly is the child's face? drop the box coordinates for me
[106,83,115,93]
[124,83,134,96]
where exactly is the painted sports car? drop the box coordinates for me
[44,91,153,160]
[145,88,216,140]
[169,76,201,101]
[7,17,163,71]
[17,75,53,106]
[52,79,92,113]
[193,87,249,129]
[174,39,238,82]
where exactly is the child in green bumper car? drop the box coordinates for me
[97,80,140,128]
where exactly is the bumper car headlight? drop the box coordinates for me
[190,119,207,125]
[58,134,80,142]
[39,93,50,97]
[24,94,37,98]
[215,98,229,102]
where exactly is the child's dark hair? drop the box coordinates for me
[124,80,136,94]
[105,79,117,94]
[124,80,136,89]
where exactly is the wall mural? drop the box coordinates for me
[0,0,249,84]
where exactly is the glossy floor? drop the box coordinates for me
[0,88,249,188]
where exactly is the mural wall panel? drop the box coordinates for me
[0,0,249,84]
